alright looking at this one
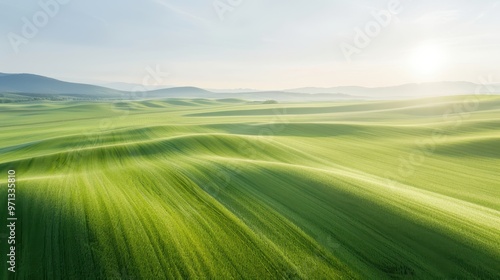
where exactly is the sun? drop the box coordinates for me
[409,43,446,78]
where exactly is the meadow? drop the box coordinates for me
[0,95,499,279]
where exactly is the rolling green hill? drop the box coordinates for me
[0,96,499,279]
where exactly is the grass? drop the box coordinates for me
[0,95,499,279]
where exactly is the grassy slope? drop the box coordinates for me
[0,96,499,279]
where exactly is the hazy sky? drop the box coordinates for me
[1,0,499,90]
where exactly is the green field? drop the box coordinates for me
[1,95,499,279]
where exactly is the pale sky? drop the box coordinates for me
[1,0,499,90]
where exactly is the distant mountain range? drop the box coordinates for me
[0,73,214,100]
[0,73,121,98]
[98,82,174,91]
[285,82,500,98]
[0,73,498,102]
